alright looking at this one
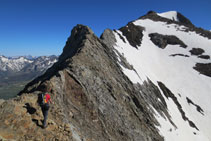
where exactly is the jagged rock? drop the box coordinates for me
[170,54,189,57]
[101,29,133,70]
[149,33,187,48]
[100,29,117,48]
[176,12,193,25]
[198,55,210,59]
[189,48,205,55]
[119,22,144,48]
[186,97,204,115]
[193,63,211,77]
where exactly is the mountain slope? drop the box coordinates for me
[0,11,211,141]
[111,11,211,141]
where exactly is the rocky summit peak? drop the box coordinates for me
[71,24,94,38]
[59,24,95,61]
[158,11,193,26]
[140,10,193,27]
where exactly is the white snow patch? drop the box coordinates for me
[150,105,209,141]
[121,67,143,84]
[157,11,179,21]
[113,30,148,83]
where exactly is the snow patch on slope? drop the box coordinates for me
[113,31,147,84]
[157,11,178,21]
[151,105,209,141]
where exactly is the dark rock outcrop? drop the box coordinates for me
[176,12,193,26]
[193,63,211,77]
[170,54,189,57]
[135,80,177,128]
[149,33,187,48]
[189,48,210,60]
[119,22,145,48]
[189,48,205,56]
[198,55,210,59]
[186,97,204,115]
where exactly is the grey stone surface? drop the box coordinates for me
[0,99,4,105]
[15,24,163,141]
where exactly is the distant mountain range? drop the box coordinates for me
[0,55,58,85]
[0,55,58,99]
[0,55,57,71]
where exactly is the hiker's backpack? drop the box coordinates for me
[41,93,50,110]
[41,93,48,105]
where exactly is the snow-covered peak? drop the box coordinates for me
[0,55,57,72]
[157,11,179,21]
[139,11,193,26]
[16,56,31,62]
[0,55,9,62]
[0,56,32,71]
[112,14,211,140]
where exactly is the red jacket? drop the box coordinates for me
[44,93,51,103]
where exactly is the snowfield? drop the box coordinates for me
[157,11,179,21]
[113,12,211,141]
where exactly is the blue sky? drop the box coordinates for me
[0,0,210,56]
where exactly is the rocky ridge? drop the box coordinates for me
[0,24,165,140]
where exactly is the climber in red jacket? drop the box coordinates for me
[41,93,52,129]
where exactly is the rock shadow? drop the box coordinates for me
[32,119,43,128]
[23,103,36,115]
